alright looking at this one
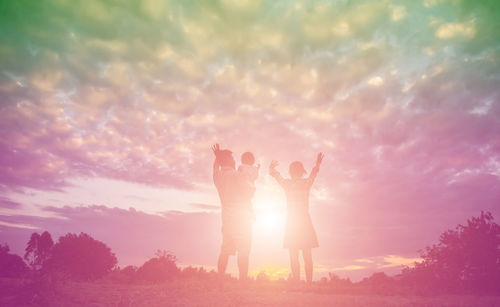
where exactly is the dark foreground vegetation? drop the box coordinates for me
[0,211,499,306]
[2,275,500,307]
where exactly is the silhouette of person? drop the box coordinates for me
[212,144,254,281]
[269,153,324,284]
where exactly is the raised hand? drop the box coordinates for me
[211,143,220,157]
[315,152,324,167]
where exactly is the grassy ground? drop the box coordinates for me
[1,277,500,307]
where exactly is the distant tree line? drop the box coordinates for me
[1,211,499,295]
[1,231,118,281]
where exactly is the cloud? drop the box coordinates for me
[0,0,498,194]
[189,203,220,211]
[0,220,38,230]
[0,197,22,209]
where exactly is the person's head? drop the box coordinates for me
[289,161,306,179]
[241,152,255,166]
[217,149,235,169]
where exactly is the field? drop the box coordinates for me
[1,278,500,307]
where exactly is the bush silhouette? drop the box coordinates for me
[106,265,138,284]
[0,244,28,277]
[136,250,179,283]
[119,265,138,282]
[46,232,117,280]
[401,211,500,295]
[325,273,353,293]
[181,266,201,279]
[359,272,397,295]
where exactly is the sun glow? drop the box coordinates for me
[255,209,281,231]
[253,196,286,236]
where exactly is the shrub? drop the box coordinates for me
[136,250,179,283]
[106,265,138,284]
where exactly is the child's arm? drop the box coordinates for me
[269,160,286,187]
[308,152,324,184]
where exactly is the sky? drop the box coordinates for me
[0,0,499,281]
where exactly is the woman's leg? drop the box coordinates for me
[302,248,313,284]
[289,248,300,281]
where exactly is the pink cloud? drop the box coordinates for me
[188,203,220,211]
[0,197,22,209]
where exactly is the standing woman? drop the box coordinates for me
[269,153,324,284]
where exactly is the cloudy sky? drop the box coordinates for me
[0,0,499,280]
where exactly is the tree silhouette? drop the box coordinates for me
[402,211,500,294]
[46,232,117,280]
[0,243,27,277]
[24,231,53,270]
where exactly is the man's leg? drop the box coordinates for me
[218,252,229,275]
[237,252,249,281]
[237,229,251,281]
[289,248,300,281]
[302,248,313,284]
[219,231,235,275]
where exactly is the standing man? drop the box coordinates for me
[212,144,254,281]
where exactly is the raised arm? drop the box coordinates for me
[308,152,324,184]
[269,160,286,188]
[212,144,221,184]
